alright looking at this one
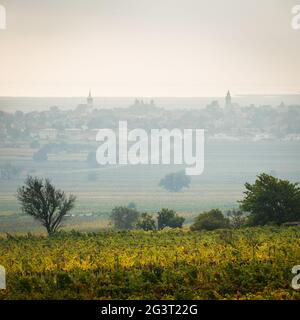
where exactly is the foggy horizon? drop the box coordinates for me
[1,94,300,113]
[1,93,300,98]
[1,0,300,303]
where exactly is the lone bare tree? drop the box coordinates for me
[17,176,76,236]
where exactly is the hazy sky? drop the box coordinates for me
[0,0,299,96]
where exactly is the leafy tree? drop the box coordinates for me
[110,206,140,230]
[157,208,185,230]
[226,209,247,229]
[191,209,229,231]
[239,173,300,226]
[137,212,156,231]
[17,176,76,236]
[159,171,191,192]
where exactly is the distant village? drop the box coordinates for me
[1,91,300,148]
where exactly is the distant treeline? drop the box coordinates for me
[1,102,300,144]
[15,173,300,236]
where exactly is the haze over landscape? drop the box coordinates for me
[1,0,300,301]
[0,0,299,97]
[1,0,300,231]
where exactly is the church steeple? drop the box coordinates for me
[87,90,93,108]
[225,90,232,108]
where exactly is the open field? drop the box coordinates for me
[0,227,300,300]
[0,215,110,236]
[1,140,300,233]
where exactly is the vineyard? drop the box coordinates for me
[0,227,300,300]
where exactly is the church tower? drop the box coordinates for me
[225,90,232,108]
[87,90,93,108]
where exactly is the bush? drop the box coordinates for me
[159,171,191,192]
[137,212,156,231]
[157,208,185,230]
[226,209,247,229]
[110,206,140,230]
[191,209,229,231]
[239,173,300,226]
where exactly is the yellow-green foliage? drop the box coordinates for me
[0,227,300,300]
